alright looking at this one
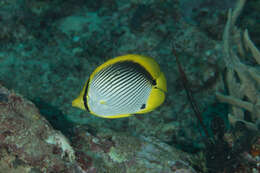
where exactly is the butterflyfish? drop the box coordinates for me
[72,54,167,118]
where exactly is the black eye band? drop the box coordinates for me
[83,79,90,112]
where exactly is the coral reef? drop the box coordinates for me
[214,0,260,172]
[216,0,260,133]
[0,0,259,172]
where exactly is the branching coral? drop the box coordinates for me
[216,0,260,132]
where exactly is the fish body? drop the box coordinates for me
[72,54,167,118]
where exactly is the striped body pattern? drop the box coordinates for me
[88,61,154,116]
[72,54,167,118]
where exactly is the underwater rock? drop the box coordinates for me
[0,84,197,172]
[71,126,197,173]
[58,13,104,37]
[0,84,81,173]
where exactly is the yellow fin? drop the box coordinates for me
[89,54,162,82]
[72,80,89,110]
[94,113,133,119]
[72,96,85,110]
[136,64,167,114]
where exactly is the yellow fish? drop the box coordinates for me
[72,54,167,118]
